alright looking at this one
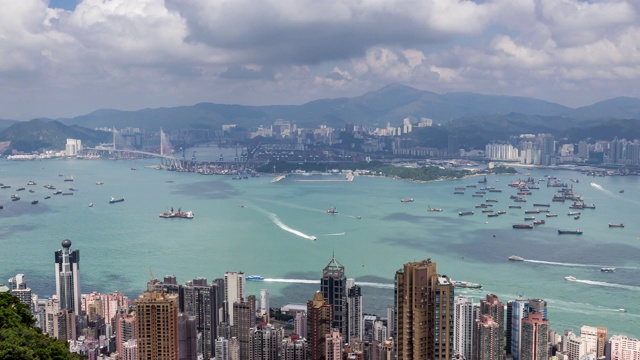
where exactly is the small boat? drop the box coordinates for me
[0,205,3,209]
[96,181,104,185]
[546,214,558,218]
[452,280,482,289]
[558,229,583,235]
[88,203,93,207]
[428,206,443,212]
[28,189,34,193]
[309,236,317,241]
[53,190,62,195]
[565,276,577,281]
[69,188,78,191]
[355,216,362,219]
[401,198,414,203]
[508,255,525,261]
[497,211,506,215]
[64,176,74,182]
[246,275,265,281]
[44,196,51,199]
[31,200,38,205]
[533,219,545,225]
[574,215,580,220]
[524,216,536,221]
[600,267,616,272]
[568,211,581,216]
[472,194,484,198]
[27,181,36,186]
[16,187,25,191]
[619,190,624,194]
[62,192,73,196]
[0,185,10,189]
[458,211,474,216]
[131,167,137,171]
[486,199,498,203]
[513,224,533,229]
[44,184,55,189]
[11,195,20,201]
[454,191,465,195]
[109,197,125,204]
[608,223,624,228]
[327,206,338,214]
[618,308,626,312]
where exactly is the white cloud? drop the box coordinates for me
[0,0,639,119]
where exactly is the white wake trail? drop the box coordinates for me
[571,278,640,291]
[268,213,316,241]
[325,232,346,236]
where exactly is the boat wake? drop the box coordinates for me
[572,278,640,291]
[262,278,394,289]
[325,232,346,236]
[524,259,639,270]
[268,213,316,241]
[590,182,614,196]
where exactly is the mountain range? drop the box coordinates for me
[1,84,639,152]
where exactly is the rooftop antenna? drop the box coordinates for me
[149,268,156,282]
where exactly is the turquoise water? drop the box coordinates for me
[1,159,639,337]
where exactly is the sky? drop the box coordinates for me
[1,0,639,120]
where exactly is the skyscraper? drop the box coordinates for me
[282,334,308,360]
[55,239,81,315]
[215,337,229,360]
[224,272,245,326]
[479,294,505,359]
[453,296,476,360]
[346,281,363,342]
[183,277,219,358]
[136,291,179,360]
[395,259,454,360]
[178,313,198,360]
[580,325,607,359]
[249,322,284,360]
[307,291,332,360]
[520,312,548,360]
[474,314,505,360]
[232,295,256,360]
[321,256,347,340]
[325,328,343,360]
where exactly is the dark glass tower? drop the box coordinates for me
[321,255,347,339]
[54,239,81,315]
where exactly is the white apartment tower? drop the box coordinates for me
[224,272,245,325]
[454,296,477,360]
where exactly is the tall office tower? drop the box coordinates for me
[260,289,270,321]
[386,306,394,341]
[474,314,505,360]
[609,335,640,360]
[307,291,332,360]
[580,326,607,358]
[232,295,256,360]
[509,298,530,360]
[224,272,245,326]
[178,313,198,360]
[520,312,548,360]
[325,328,343,360]
[8,274,32,310]
[135,291,179,360]
[215,337,229,360]
[454,296,476,360]
[395,259,454,360]
[183,277,219,358]
[347,283,363,342]
[213,278,226,327]
[321,256,347,339]
[229,337,240,360]
[115,308,137,358]
[55,239,81,315]
[282,334,308,360]
[295,311,307,339]
[122,339,138,360]
[249,322,284,359]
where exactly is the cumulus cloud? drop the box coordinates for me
[0,0,639,119]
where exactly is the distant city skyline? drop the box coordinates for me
[1,0,639,120]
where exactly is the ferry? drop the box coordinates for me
[565,276,577,281]
[246,275,265,281]
[327,206,338,214]
[558,229,583,235]
[109,197,125,204]
[513,224,533,229]
[401,198,414,203]
[452,280,482,289]
[608,223,624,228]
[508,255,525,261]
[600,268,616,272]
[458,211,474,216]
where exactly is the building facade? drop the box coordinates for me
[135,291,179,360]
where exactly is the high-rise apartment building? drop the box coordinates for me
[609,335,640,360]
[395,259,454,360]
[178,313,198,360]
[232,295,256,360]
[580,325,607,358]
[282,334,308,360]
[321,256,347,340]
[8,274,32,310]
[474,314,504,360]
[55,239,81,315]
[307,291,332,360]
[520,312,548,360]
[224,272,245,326]
[183,277,219,358]
[347,282,363,342]
[215,337,229,360]
[249,322,283,359]
[453,296,476,360]
[326,328,343,360]
[115,308,136,357]
[510,297,548,360]
[135,291,179,360]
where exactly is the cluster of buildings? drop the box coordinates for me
[2,241,639,360]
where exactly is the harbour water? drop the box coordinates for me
[1,159,639,337]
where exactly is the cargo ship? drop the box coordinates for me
[608,223,624,228]
[401,198,414,203]
[458,211,474,216]
[558,229,582,235]
[513,224,533,229]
